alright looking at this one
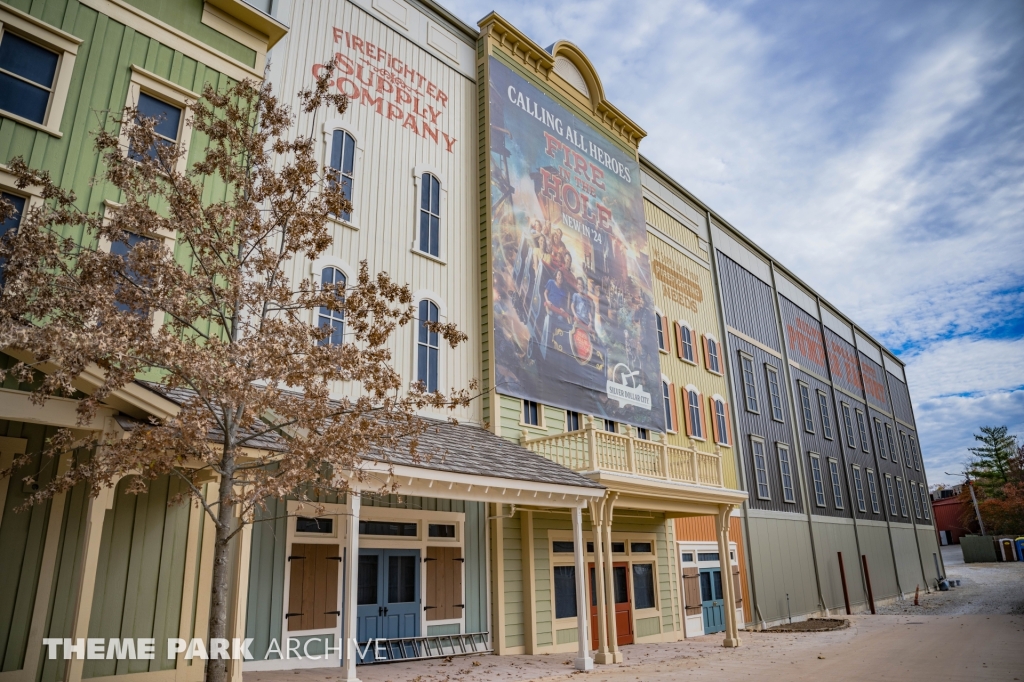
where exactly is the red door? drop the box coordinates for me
[587,562,633,648]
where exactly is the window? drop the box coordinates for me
[798,382,815,433]
[852,466,866,512]
[841,403,856,448]
[416,299,439,392]
[817,391,833,440]
[296,517,333,534]
[777,443,795,503]
[522,399,540,426]
[677,323,695,363]
[866,469,880,513]
[632,564,655,610]
[810,454,825,507]
[604,419,617,433]
[0,8,79,136]
[911,481,922,518]
[662,381,675,432]
[895,478,909,517]
[740,354,759,413]
[655,314,666,351]
[553,566,577,619]
[0,31,58,125]
[129,92,183,162]
[630,542,652,554]
[828,458,843,508]
[109,231,154,316]
[552,541,575,553]
[611,542,625,553]
[359,521,417,536]
[900,431,913,469]
[0,192,26,277]
[921,486,931,520]
[909,437,921,471]
[713,399,729,445]
[885,423,899,465]
[873,419,887,459]
[636,427,649,440]
[680,552,694,563]
[856,409,869,453]
[418,172,441,257]
[565,410,581,432]
[428,523,455,538]
[751,438,769,500]
[884,474,897,516]
[317,266,346,346]
[705,336,721,374]
[686,390,703,439]
[765,365,784,421]
[697,552,720,562]
[329,130,356,222]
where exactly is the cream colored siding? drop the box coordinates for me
[269,0,479,423]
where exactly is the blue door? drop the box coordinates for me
[355,549,420,661]
[699,568,725,634]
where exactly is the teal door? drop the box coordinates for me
[699,568,725,634]
[356,549,421,661]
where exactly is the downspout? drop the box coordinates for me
[707,215,759,630]
[815,295,869,607]
[770,262,829,617]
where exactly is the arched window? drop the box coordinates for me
[686,389,703,439]
[676,322,694,363]
[417,299,440,392]
[713,398,729,445]
[318,266,346,346]
[662,380,675,432]
[418,173,441,257]
[655,314,666,351]
[329,130,356,222]
[704,335,721,374]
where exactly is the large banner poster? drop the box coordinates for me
[488,57,664,432]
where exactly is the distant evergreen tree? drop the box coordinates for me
[966,426,1018,495]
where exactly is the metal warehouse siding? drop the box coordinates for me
[268,0,480,424]
[716,253,781,352]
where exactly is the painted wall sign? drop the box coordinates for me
[488,57,664,431]
[312,28,457,152]
[652,258,703,314]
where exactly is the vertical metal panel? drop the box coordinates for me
[270,0,480,425]
[887,374,916,428]
[715,252,780,352]
[824,328,864,396]
[855,523,900,599]
[779,297,828,378]
[789,367,851,519]
[744,515,819,623]
[809,521,865,610]
[728,335,802,513]
[859,354,891,412]
[889,525,926,592]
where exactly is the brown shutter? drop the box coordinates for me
[731,565,743,605]
[287,543,340,631]
[682,388,692,437]
[709,396,718,444]
[673,322,683,359]
[426,546,464,621]
[701,334,710,369]
[723,402,733,446]
[669,382,678,432]
[698,392,706,439]
[682,568,701,615]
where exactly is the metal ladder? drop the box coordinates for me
[361,631,491,664]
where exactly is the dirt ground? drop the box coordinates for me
[246,545,1024,682]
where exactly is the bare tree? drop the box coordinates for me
[0,64,471,682]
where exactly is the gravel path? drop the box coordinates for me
[877,543,1024,616]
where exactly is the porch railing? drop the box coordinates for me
[520,417,724,488]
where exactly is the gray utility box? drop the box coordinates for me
[960,535,998,563]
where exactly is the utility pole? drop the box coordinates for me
[967,480,986,536]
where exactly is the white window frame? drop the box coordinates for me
[705,334,722,375]
[895,477,909,517]
[411,291,446,396]
[817,390,833,440]
[713,397,729,446]
[661,378,675,433]
[841,402,856,448]
[765,364,784,422]
[655,309,667,353]
[676,320,696,364]
[686,387,704,441]
[321,119,363,230]
[809,453,826,507]
[884,474,897,516]
[564,409,581,433]
[921,485,931,520]
[852,465,866,512]
[739,353,759,414]
[520,399,544,428]
[411,164,447,264]
[874,418,887,459]
[751,436,770,500]
[309,255,354,337]
[866,468,880,514]
[777,443,795,503]
[885,423,899,466]
[0,4,80,137]
[856,409,870,453]
[121,66,198,175]
[798,382,815,434]
[910,436,921,471]
[827,457,843,509]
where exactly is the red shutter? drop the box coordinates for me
[698,392,706,439]
[723,401,733,446]
[669,382,678,432]
[673,322,683,359]
[709,396,719,443]
[701,334,710,370]
[683,389,692,437]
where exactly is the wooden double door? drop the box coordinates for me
[588,562,634,648]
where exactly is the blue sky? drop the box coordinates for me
[440,0,1024,486]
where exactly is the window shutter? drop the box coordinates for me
[723,402,733,445]
[698,392,706,438]
[701,334,710,370]
[708,395,718,443]
[669,382,678,432]
[673,322,683,359]
[662,315,672,353]
[683,388,692,437]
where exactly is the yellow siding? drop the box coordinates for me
[644,200,707,262]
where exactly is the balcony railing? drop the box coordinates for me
[520,417,724,488]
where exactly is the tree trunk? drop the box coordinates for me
[206,462,237,682]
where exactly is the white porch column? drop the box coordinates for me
[602,493,622,663]
[342,493,362,682]
[588,498,611,664]
[571,505,594,671]
[715,505,740,648]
